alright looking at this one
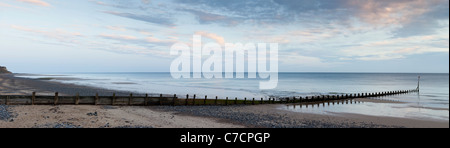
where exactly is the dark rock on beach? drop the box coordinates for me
[0,105,14,122]
[0,66,12,74]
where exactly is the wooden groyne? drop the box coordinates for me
[0,93,177,106]
[0,89,419,106]
[277,89,419,104]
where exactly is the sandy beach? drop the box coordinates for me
[0,74,448,128]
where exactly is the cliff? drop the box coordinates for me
[0,66,12,74]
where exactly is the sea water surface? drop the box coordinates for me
[16,73,449,121]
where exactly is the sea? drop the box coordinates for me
[16,72,449,121]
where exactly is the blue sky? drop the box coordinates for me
[0,0,448,73]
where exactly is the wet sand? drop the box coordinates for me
[155,105,448,128]
[1,74,448,128]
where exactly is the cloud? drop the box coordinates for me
[17,0,50,7]
[181,8,240,26]
[176,0,290,25]
[99,33,176,47]
[279,53,337,67]
[10,25,83,44]
[0,2,27,9]
[195,31,225,45]
[105,26,127,32]
[339,34,449,61]
[146,36,176,45]
[100,34,138,40]
[178,0,448,38]
[104,11,175,27]
[91,0,151,9]
[392,1,449,37]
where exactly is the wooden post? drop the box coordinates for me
[129,93,133,106]
[225,97,228,106]
[95,93,99,105]
[54,92,59,105]
[159,94,162,105]
[215,96,218,105]
[204,95,207,105]
[417,76,420,92]
[112,93,115,105]
[76,93,80,105]
[173,94,177,106]
[193,94,196,106]
[32,92,36,105]
[144,94,149,106]
[185,94,189,106]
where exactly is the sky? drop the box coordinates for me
[0,0,449,73]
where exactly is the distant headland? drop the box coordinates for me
[0,66,12,74]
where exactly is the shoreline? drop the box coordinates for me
[1,74,448,128]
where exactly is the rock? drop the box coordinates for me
[0,105,14,121]
[86,112,98,116]
[0,66,12,74]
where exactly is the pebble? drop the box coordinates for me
[34,122,83,128]
[87,112,98,116]
[0,105,14,121]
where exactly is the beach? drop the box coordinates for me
[0,74,448,128]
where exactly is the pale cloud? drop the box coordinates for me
[104,11,175,27]
[279,53,335,67]
[0,2,11,7]
[85,40,171,57]
[0,2,29,10]
[146,36,176,45]
[105,26,127,32]
[340,34,449,61]
[181,8,241,26]
[346,0,429,25]
[100,34,138,40]
[356,55,405,61]
[11,25,83,44]
[195,31,225,45]
[17,0,50,7]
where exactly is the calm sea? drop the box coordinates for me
[17,73,449,121]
